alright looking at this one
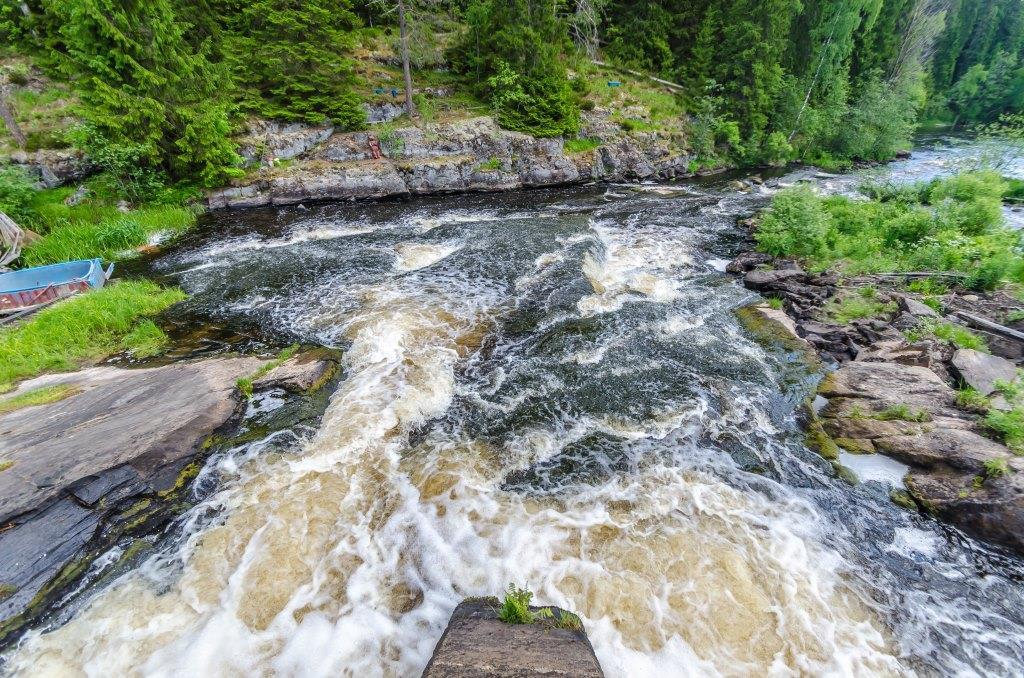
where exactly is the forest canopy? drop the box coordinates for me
[0,0,1021,189]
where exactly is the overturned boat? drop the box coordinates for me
[0,258,113,315]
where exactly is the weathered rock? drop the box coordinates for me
[5,149,92,187]
[896,294,940,318]
[726,251,773,274]
[743,268,806,290]
[208,116,695,209]
[252,352,338,393]
[816,360,1024,555]
[422,599,604,678]
[950,348,1018,396]
[0,358,263,636]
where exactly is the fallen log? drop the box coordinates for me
[954,311,1024,344]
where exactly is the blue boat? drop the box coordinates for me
[0,259,114,315]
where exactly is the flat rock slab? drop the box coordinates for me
[0,358,260,632]
[0,357,262,522]
[422,599,604,678]
[950,348,1018,396]
[816,361,1024,555]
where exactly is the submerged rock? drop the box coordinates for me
[422,599,604,678]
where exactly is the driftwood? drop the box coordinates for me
[591,60,686,92]
[0,210,24,269]
[954,311,1024,344]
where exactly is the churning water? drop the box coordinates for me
[5,139,1024,676]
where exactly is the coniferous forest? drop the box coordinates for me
[2,1,1021,187]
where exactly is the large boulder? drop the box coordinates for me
[422,599,604,678]
[0,358,259,639]
[950,348,1018,396]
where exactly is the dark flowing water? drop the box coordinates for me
[5,138,1024,676]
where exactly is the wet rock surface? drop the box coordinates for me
[208,116,696,209]
[0,351,339,643]
[729,251,1024,555]
[422,599,604,678]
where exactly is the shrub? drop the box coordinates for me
[0,164,36,223]
[488,62,580,138]
[755,186,831,259]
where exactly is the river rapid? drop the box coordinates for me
[5,137,1024,676]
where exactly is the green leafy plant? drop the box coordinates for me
[983,457,1010,479]
[956,387,990,411]
[0,165,37,223]
[497,583,534,624]
[477,157,502,172]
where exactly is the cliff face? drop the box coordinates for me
[207,115,698,209]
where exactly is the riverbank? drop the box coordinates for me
[0,347,341,646]
[728,174,1024,555]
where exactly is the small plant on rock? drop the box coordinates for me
[766,296,784,310]
[986,407,1024,454]
[983,457,1010,479]
[956,387,990,411]
[875,404,930,422]
[498,583,534,624]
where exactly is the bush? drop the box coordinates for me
[755,186,831,259]
[0,165,36,223]
[488,62,579,138]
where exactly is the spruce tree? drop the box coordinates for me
[224,0,367,129]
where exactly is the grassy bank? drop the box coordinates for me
[755,171,1021,291]
[0,280,185,392]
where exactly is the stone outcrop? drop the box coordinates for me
[816,361,1024,554]
[950,348,1018,396]
[5,148,91,187]
[0,351,338,643]
[208,116,695,209]
[422,599,604,678]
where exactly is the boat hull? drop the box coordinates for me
[0,259,112,315]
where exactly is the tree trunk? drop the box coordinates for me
[0,83,27,149]
[397,0,417,119]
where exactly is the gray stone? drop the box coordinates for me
[743,268,806,290]
[252,353,337,393]
[896,294,940,318]
[950,348,1017,396]
[422,599,604,678]
[0,358,262,633]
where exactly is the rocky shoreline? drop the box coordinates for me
[730,251,1024,556]
[206,115,701,209]
[0,350,340,646]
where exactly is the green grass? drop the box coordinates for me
[766,296,784,310]
[476,157,502,172]
[984,457,1010,479]
[1006,309,1024,323]
[956,387,990,411]
[0,460,14,473]
[20,188,197,266]
[0,384,82,414]
[497,584,534,624]
[875,404,930,422]
[826,296,894,323]
[0,280,185,392]
[564,138,602,154]
[986,408,1024,454]
[122,320,171,358]
[908,321,989,352]
[237,344,300,398]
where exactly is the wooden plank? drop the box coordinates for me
[954,311,1024,344]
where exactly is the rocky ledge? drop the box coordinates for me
[208,115,696,209]
[422,599,604,678]
[0,351,338,644]
[731,252,1024,556]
